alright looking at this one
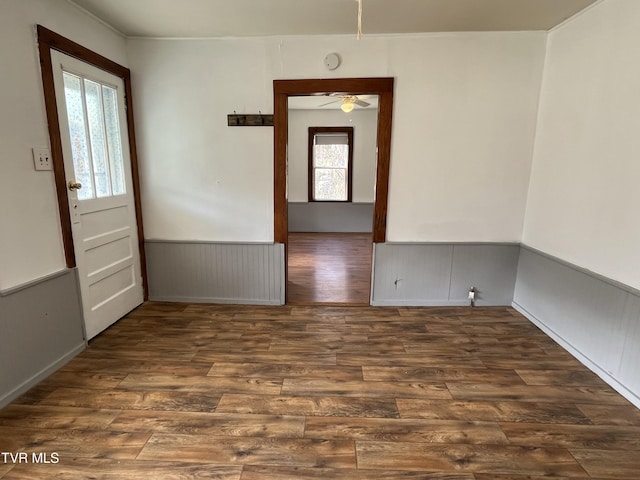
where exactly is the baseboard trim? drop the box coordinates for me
[148,296,282,306]
[512,301,640,409]
[372,299,471,307]
[0,342,86,409]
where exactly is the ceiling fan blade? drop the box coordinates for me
[317,99,341,107]
[354,99,370,107]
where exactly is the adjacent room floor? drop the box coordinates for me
[1,302,640,478]
[287,232,373,304]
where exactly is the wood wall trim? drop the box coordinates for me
[36,25,148,299]
[273,77,394,244]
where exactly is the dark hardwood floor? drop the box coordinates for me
[287,232,372,304]
[1,302,640,478]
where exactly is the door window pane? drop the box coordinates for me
[63,73,94,200]
[84,79,111,197]
[62,72,126,200]
[103,86,126,195]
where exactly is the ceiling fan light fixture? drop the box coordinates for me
[341,100,355,113]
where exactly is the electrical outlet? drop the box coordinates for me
[32,147,52,171]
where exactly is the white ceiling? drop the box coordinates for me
[70,0,598,38]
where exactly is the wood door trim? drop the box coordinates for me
[36,25,148,299]
[273,77,394,244]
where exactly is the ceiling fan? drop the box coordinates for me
[318,94,371,112]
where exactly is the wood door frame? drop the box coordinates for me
[274,77,394,244]
[274,78,394,303]
[37,25,148,299]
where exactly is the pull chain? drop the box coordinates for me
[357,0,363,39]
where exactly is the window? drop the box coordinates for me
[62,71,126,200]
[308,127,354,202]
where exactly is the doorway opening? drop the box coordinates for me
[273,78,394,304]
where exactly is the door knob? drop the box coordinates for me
[68,181,82,191]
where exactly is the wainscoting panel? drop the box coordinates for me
[371,243,519,306]
[450,244,521,306]
[513,246,640,407]
[288,202,374,233]
[145,241,285,305]
[0,269,85,408]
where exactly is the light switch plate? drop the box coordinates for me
[32,147,52,171]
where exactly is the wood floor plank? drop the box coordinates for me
[1,460,242,480]
[0,405,119,430]
[40,387,221,412]
[304,417,508,444]
[194,351,337,366]
[501,422,640,450]
[480,356,584,370]
[116,374,283,395]
[269,339,406,355]
[577,403,640,426]
[109,410,305,437]
[473,475,600,480]
[396,399,592,424]
[59,357,214,376]
[570,449,640,478]
[337,354,485,368]
[80,346,198,362]
[356,442,588,476]
[515,369,609,386]
[281,379,451,399]
[138,435,357,468]
[402,343,547,357]
[35,370,126,389]
[0,464,13,477]
[241,465,474,479]
[216,393,400,418]
[0,427,149,460]
[207,363,363,381]
[447,383,630,405]
[362,366,523,384]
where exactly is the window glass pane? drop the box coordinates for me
[63,72,94,200]
[314,168,347,201]
[314,144,348,168]
[102,85,126,195]
[315,133,348,145]
[84,79,111,198]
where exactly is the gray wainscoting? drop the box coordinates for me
[288,202,374,233]
[371,243,520,306]
[0,269,85,408]
[145,241,285,305]
[513,246,640,408]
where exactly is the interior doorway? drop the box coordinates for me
[285,95,378,304]
[273,78,394,304]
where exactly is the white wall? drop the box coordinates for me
[523,0,640,290]
[0,0,129,290]
[127,32,546,243]
[288,108,377,203]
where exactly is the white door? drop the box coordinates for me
[52,50,143,340]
